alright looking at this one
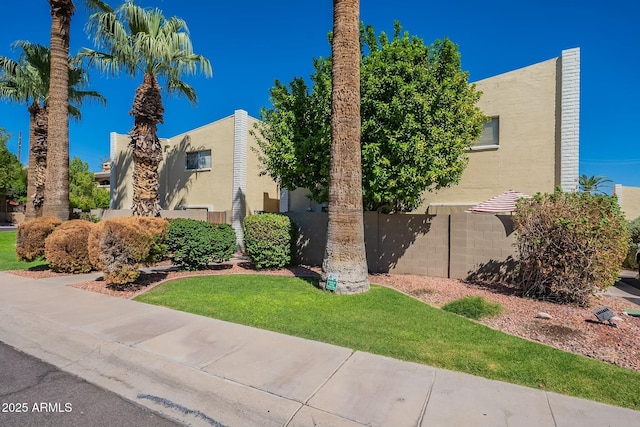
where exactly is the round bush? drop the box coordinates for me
[166,219,236,270]
[16,216,63,262]
[243,213,294,269]
[88,216,169,286]
[44,220,95,273]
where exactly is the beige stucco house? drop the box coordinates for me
[283,47,581,214]
[109,110,280,243]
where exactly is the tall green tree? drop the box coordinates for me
[69,156,109,210]
[81,0,212,217]
[44,0,110,221]
[0,41,104,219]
[0,129,25,197]
[255,22,485,213]
[579,174,612,195]
[320,0,369,295]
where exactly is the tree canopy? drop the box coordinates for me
[0,129,26,198]
[69,156,109,211]
[254,22,486,212]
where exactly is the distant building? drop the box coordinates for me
[94,162,111,189]
[614,184,640,220]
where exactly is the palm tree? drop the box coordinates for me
[0,41,104,220]
[320,0,370,294]
[579,174,613,195]
[81,1,212,217]
[44,0,110,221]
[43,0,75,220]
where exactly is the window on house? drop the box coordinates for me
[186,150,211,171]
[474,117,499,147]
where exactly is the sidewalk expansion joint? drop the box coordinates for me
[282,349,357,427]
[417,367,436,426]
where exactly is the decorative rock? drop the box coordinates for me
[536,312,552,319]
[611,316,624,322]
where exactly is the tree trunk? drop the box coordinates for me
[321,0,369,294]
[43,0,74,221]
[25,102,48,220]
[130,73,164,217]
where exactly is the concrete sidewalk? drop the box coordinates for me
[0,272,638,427]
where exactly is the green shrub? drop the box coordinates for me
[442,296,503,320]
[16,216,63,262]
[513,189,628,306]
[166,219,236,270]
[44,220,95,273]
[623,216,640,270]
[88,217,169,286]
[243,213,294,269]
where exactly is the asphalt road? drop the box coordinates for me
[0,341,183,427]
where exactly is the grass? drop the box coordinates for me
[0,232,47,271]
[135,274,640,410]
[443,296,503,319]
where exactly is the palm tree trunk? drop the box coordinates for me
[321,0,369,294]
[25,102,48,220]
[130,72,164,217]
[43,0,74,221]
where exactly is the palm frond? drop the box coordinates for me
[83,1,211,103]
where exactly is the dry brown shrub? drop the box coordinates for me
[88,217,169,286]
[16,216,63,262]
[514,190,628,306]
[44,220,95,273]
[87,221,107,271]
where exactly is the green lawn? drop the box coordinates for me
[0,231,48,271]
[135,274,640,410]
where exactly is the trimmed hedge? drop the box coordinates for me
[243,213,294,269]
[16,216,63,262]
[88,217,169,286]
[44,220,95,273]
[166,219,236,270]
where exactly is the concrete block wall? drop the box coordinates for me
[375,214,449,277]
[449,213,516,279]
[287,212,517,279]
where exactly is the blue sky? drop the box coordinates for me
[0,0,638,191]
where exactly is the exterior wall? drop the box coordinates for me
[286,212,516,279]
[160,115,236,212]
[99,208,208,222]
[449,213,516,279]
[419,56,560,213]
[110,111,279,218]
[614,184,640,220]
[247,122,280,214]
[111,132,133,210]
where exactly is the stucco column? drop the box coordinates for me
[560,48,580,192]
[232,109,248,250]
[109,132,117,209]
